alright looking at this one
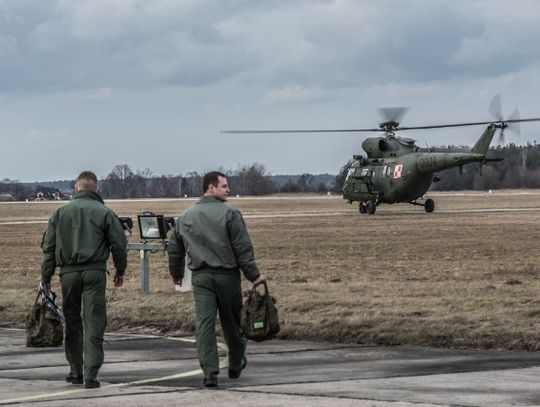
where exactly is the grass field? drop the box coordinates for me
[1,191,539,350]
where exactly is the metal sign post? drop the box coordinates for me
[127,241,167,293]
[127,241,192,294]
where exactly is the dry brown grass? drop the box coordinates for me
[1,191,539,350]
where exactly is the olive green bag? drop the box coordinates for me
[26,287,64,347]
[241,283,280,342]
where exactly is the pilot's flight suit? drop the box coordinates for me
[168,195,261,375]
[41,189,127,380]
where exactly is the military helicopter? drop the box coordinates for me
[223,96,540,214]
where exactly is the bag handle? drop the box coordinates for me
[248,282,269,302]
[37,283,64,320]
[33,282,47,306]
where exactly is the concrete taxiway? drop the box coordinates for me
[1,328,539,406]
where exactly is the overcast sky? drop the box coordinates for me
[1,0,539,182]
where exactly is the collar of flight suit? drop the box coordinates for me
[197,195,224,204]
[72,189,105,204]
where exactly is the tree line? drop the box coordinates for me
[98,163,333,198]
[2,144,540,201]
[98,163,280,198]
[1,163,281,200]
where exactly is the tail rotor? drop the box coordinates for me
[488,94,521,146]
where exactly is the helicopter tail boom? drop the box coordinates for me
[471,124,497,155]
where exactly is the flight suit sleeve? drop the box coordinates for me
[106,211,128,276]
[41,213,58,284]
[227,209,260,282]
[167,221,186,279]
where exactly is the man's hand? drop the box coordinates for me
[172,277,183,286]
[252,274,267,287]
[113,274,124,287]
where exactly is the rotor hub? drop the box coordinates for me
[379,120,399,130]
[379,120,399,138]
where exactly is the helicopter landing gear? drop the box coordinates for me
[424,198,435,213]
[359,203,367,214]
[359,200,377,214]
[409,198,435,213]
[366,200,377,214]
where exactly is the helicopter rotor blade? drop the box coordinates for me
[489,94,503,121]
[397,121,498,130]
[222,117,540,134]
[497,109,520,146]
[497,128,505,146]
[221,128,382,134]
[378,107,409,124]
[507,109,521,135]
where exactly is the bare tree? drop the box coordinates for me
[104,164,134,198]
[184,172,202,196]
[133,167,153,197]
[232,163,276,196]
[297,173,314,192]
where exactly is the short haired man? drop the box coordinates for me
[168,171,266,387]
[41,171,127,389]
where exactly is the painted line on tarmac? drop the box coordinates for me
[0,196,339,205]
[0,212,346,225]
[0,220,48,225]
[2,206,540,226]
[244,212,345,219]
[440,207,540,214]
[0,330,228,405]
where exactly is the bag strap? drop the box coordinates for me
[33,291,42,306]
[34,283,47,306]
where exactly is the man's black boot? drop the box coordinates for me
[85,379,100,389]
[65,372,83,385]
[203,372,218,387]
[228,354,247,379]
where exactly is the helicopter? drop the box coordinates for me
[223,96,540,214]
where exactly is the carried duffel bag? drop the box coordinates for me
[241,282,280,342]
[26,285,64,347]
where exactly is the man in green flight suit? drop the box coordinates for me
[41,170,127,389]
[168,171,266,387]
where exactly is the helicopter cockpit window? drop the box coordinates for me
[360,168,370,177]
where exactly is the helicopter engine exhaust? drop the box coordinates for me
[378,139,400,152]
[362,137,402,158]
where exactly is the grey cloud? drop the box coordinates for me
[1,1,539,95]
[0,0,250,91]
[232,1,540,89]
[237,2,481,87]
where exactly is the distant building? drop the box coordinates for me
[0,193,15,202]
